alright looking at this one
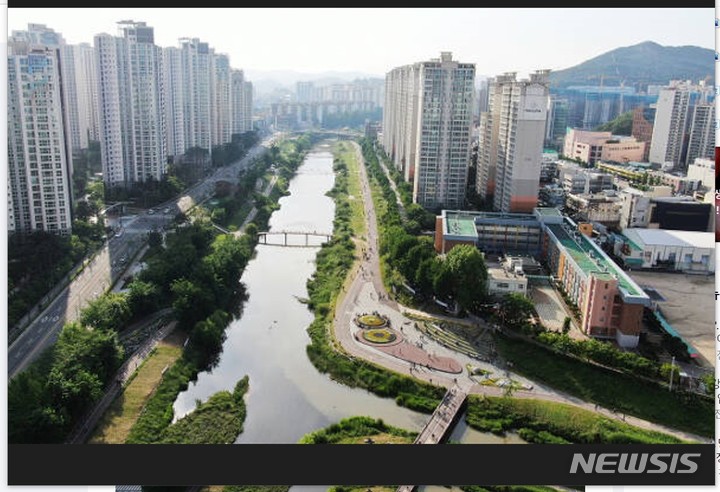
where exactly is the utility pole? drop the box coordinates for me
[668,355,676,391]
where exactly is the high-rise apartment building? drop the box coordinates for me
[685,103,715,167]
[232,70,253,133]
[95,21,166,189]
[8,40,73,234]
[243,80,254,132]
[12,26,100,155]
[163,46,186,157]
[477,70,551,213]
[383,52,475,209]
[179,38,213,153]
[72,43,100,146]
[545,95,568,150]
[648,80,712,170]
[212,53,233,147]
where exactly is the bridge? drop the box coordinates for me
[396,386,468,492]
[257,230,332,247]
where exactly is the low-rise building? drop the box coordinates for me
[435,207,652,347]
[487,259,528,298]
[564,191,622,226]
[563,129,646,166]
[557,161,614,194]
[686,157,714,189]
[614,228,714,274]
[618,188,713,231]
[538,184,565,208]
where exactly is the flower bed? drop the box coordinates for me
[355,313,389,329]
[361,328,397,344]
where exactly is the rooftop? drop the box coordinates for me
[624,228,715,250]
[443,211,479,239]
[534,207,563,217]
[546,222,645,298]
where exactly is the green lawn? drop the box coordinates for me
[89,339,184,444]
[496,335,713,438]
[334,142,366,238]
[466,395,688,444]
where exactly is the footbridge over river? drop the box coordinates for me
[396,386,468,492]
[257,230,332,247]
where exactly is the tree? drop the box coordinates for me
[147,230,163,250]
[397,240,434,280]
[593,110,633,136]
[127,280,161,318]
[80,292,132,332]
[171,278,213,328]
[244,222,258,240]
[406,203,436,230]
[414,257,440,297]
[442,244,488,312]
[498,293,535,331]
[47,322,124,419]
[432,264,455,302]
[187,310,230,367]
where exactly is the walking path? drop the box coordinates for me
[329,140,710,445]
[66,319,177,444]
[375,149,407,220]
[235,175,279,235]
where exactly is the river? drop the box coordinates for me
[172,142,525,450]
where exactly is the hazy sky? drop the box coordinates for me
[7,8,715,79]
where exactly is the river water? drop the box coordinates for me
[172,142,524,449]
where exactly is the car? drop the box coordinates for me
[147,209,155,215]
[163,207,170,214]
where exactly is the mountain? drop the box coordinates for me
[549,41,714,89]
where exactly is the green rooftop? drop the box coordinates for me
[444,212,479,239]
[546,223,643,297]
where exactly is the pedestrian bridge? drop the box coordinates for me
[396,386,467,492]
[257,230,332,247]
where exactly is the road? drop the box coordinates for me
[8,133,279,379]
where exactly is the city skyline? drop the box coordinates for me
[7,8,714,80]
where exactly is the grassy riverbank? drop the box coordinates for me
[160,376,249,444]
[299,416,415,444]
[466,395,687,444]
[495,335,713,438]
[305,140,444,413]
[89,333,185,443]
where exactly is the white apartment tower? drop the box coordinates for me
[212,53,233,147]
[232,70,253,133]
[383,52,475,209]
[163,46,186,157]
[243,80,254,132]
[685,103,715,167]
[8,40,73,234]
[95,21,166,189]
[383,63,420,184]
[648,80,712,171]
[72,43,100,145]
[477,70,551,213]
[11,25,82,164]
[179,38,213,153]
